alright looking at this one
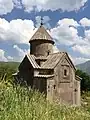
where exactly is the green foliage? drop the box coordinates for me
[76,61,90,75]
[0,62,19,84]
[0,83,90,120]
[0,62,90,119]
[76,69,90,92]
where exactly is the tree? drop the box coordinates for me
[76,69,90,92]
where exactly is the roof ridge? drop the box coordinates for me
[49,52,66,55]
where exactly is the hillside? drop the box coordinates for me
[76,61,90,75]
[0,62,19,69]
[0,62,20,80]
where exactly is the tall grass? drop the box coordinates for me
[0,82,90,120]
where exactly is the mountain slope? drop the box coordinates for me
[76,61,90,75]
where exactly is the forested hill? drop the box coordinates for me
[0,62,20,80]
[76,61,90,75]
[0,61,19,68]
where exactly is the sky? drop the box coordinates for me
[0,0,90,65]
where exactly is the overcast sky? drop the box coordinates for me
[0,0,90,65]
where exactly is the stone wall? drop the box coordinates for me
[33,77,47,93]
[53,55,76,104]
[18,57,34,86]
[30,40,53,57]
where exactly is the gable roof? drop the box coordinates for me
[26,54,40,69]
[75,75,82,81]
[20,52,76,70]
[41,52,76,70]
[63,53,76,70]
[24,53,64,70]
[29,26,54,43]
[41,52,65,69]
[18,54,41,70]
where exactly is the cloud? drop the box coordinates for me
[1,17,90,64]
[0,0,14,15]
[35,16,51,29]
[58,18,79,27]
[22,0,88,12]
[50,17,90,64]
[0,49,14,62]
[53,45,59,53]
[7,56,14,61]
[13,0,22,9]
[85,29,90,40]
[0,18,35,44]
[68,54,90,65]
[51,18,81,46]
[0,48,14,62]
[72,57,90,65]
[13,45,29,61]
[72,45,90,56]
[80,18,90,27]
[0,0,88,15]
[0,49,7,62]
[51,18,90,47]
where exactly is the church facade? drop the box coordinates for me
[13,25,81,105]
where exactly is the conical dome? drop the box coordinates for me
[29,26,54,44]
[29,25,54,57]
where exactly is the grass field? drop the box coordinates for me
[0,82,90,120]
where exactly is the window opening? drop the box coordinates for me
[48,85,50,89]
[47,50,50,55]
[53,85,56,89]
[64,69,67,76]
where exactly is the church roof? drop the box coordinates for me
[41,52,65,69]
[29,26,54,43]
[25,52,75,70]
[75,75,82,81]
[26,52,65,69]
[26,54,40,69]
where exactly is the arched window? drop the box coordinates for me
[62,65,70,79]
[53,85,56,89]
[47,50,50,55]
[64,69,67,76]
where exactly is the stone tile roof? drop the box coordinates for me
[35,56,47,60]
[26,54,49,69]
[75,75,82,81]
[41,52,65,69]
[26,54,41,69]
[29,26,54,43]
[26,52,65,69]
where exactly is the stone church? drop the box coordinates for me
[13,24,81,105]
